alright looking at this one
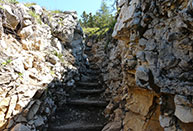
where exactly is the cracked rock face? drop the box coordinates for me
[0,1,85,131]
[90,0,193,131]
[114,0,193,95]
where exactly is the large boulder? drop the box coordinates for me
[3,5,21,30]
[48,11,78,43]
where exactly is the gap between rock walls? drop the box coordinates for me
[1,0,193,131]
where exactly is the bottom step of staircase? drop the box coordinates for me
[48,122,104,131]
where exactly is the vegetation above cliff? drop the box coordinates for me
[79,0,116,39]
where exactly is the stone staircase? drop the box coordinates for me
[48,46,107,131]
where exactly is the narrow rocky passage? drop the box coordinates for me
[48,44,108,131]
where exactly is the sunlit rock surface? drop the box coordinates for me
[0,1,85,130]
[90,0,193,131]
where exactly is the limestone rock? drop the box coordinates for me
[102,121,122,131]
[0,97,11,113]
[34,116,44,127]
[0,17,3,37]
[136,66,150,88]
[11,123,31,131]
[30,5,43,15]
[5,95,17,119]
[18,26,34,39]
[3,5,20,30]
[27,100,41,120]
[48,13,78,43]
[159,115,174,128]
[0,74,12,84]
[174,95,193,123]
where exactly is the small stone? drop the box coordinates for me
[23,19,32,27]
[6,95,18,119]
[30,5,43,15]
[34,116,44,127]
[15,115,27,123]
[159,115,173,128]
[18,26,34,39]
[0,97,11,113]
[6,119,14,129]
[174,95,193,123]
[47,55,59,65]
[11,123,31,131]
[0,74,12,84]
[102,121,122,131]
[67,79,75,87]
[27,100,41,120]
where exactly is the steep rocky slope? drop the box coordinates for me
[90,0,193,131]
[0,1,86,130]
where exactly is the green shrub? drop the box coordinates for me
[51,10,63,14]
[24,2,36,7]
[28,10,42,24]
[6,0,18,4]
[53,51,64,62]
[1,59,12,66]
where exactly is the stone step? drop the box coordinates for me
[80,74,99,82]
[67,99,107,107]
[76,88,105,94]
[88,66,100,70]
[80,69,101,75]
[86,70,101,75]
[76,81,99,87]
[48,122,104,131]
[88,65,99,68]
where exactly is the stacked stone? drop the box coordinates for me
[92,0,193,131]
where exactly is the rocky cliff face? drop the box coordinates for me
[0,1,85,130]
[91,0,193,131]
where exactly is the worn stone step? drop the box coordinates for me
[48,105,106,129]
[77,81,99,87]
[88,66,100,70]
[86,70,101,75]
[76,88,105,94]
[48,122,104,131]
[81,74,99,81]
[80,69,101,75]
[67,99,108,107]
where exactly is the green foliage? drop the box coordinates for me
[54,51,64,62]
[50,70,55,76]
[1,59,12,66]
[6,0,18,4]
[24,2,36,7]
[80,0,116,39]
[18,72,23,77]
[83,27,99,36]
[51,10,63,14]
[0,4,4,9]
[28,10,42,24]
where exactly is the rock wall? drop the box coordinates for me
[0,1,85,131]
[91,0,193,131]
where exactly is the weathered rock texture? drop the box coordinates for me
[0,1,85,131]
[90,0,193,131]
